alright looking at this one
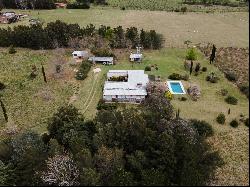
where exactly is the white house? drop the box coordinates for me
[72,51,88,59]
[130,53,143,62]
[103,70,149,103]
[88,57,114,65]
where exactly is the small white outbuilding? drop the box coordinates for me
[72,51,88,59]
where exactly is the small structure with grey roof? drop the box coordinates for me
[103,70,149,103]
[130,53,143,62]
[88,56,114,65]
[72,51,88,59]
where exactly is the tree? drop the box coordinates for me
[41,65,47,83]
[94,146,125,185]
[0,161,14,186]
[209,44,216,64]
[125,27,139,48]
[41,154,80,186]
[10,131,48,185]
[0,0,3,11]
[0,98,8,122]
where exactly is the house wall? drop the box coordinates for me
[103,95,146,103]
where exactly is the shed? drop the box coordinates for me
[130,53,143,62]
[88,57,114,65]
[72,51,88,59]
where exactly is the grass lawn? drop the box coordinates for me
[0,7,249,48]
[0,47,248,185]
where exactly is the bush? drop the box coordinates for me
[216,113,226,124]
[168,73,182,80]
[201,67,207,72]
[244,118,249,127]
[9,45,16,54]
[179,97,187,101]
[190,119,214,137]
[165,91,173,100]
[220,89,228,96]
[97,99,118,110]
[225,95,238,105]
[0,82,6,91]
[230,119,239,128]
[187,85,201,101]
[186,48,197,61]
[145,66,151,71]
[120,6,126,10]
[75,61,92,80]
[194,63,201,73]
[181,6,187,13]
[206,72,219,83]
[239,84,249,99]
[225,72,237,82]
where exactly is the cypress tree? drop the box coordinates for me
[0,98,8,122]
[209,45,216,64]
[42,65,47,83]
[190,60,193,75]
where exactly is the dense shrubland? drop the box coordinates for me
[0,21,164,50]
[0,93,222,186]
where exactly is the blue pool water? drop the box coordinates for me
[170,82,184,93]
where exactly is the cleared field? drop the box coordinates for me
[0,8,249,48]
[0,47,249,185]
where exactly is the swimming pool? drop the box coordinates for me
[167,81,186,94]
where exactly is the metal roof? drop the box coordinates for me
[88,57,113,62]
[103,70,149,96]
[130,53,143,59]
[72,51,88,56]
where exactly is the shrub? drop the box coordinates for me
[179,97,187,101]
[201,67,207,72]
[239,84,249,99]
[230,119,239,128]
[194,63,201,73]
[120,6,126,10]
[181,6,187,13]
[75,61,92,80]
[190,119,214,137]
[225,95,238,105]
[216,113,226,124]
[97,99,118,110]
[145,66,151,71]
[55,65,62,73]
[244,118,249,127]
[186,48,197,61]
[225,71,237,82]
[165,91,173,100]
[168,73,182,80]
[206,72,219,83]
[220,89,228,96]
[0,82,6,91]
[9,45,16,54]
[187,85,201,101]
